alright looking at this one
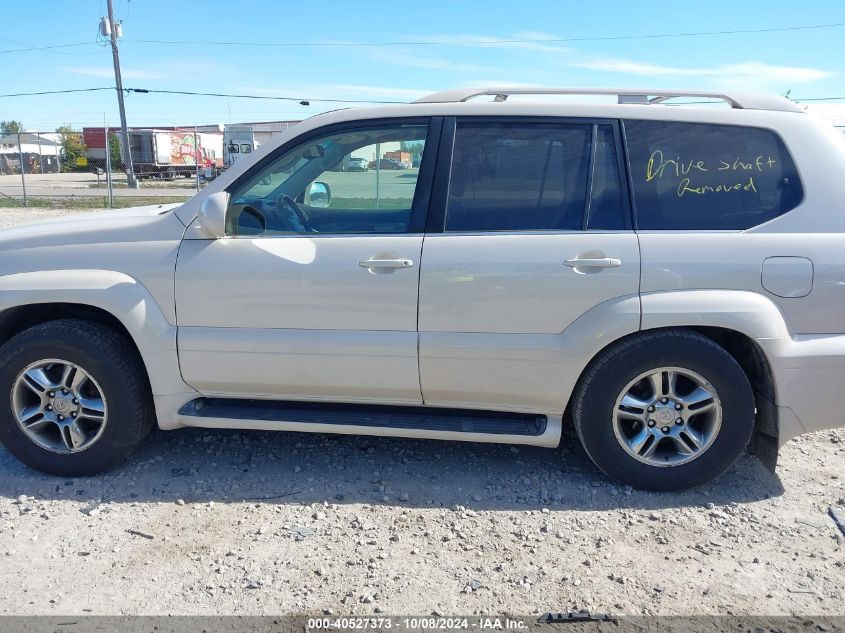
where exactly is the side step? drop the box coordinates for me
[176,398,558,446]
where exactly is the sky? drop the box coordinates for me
[2,0,845,132]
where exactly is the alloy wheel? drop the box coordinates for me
[11,359,108,453]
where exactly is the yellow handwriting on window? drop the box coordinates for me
[646,150,708,182]
[677,176,757,197]
[717,156,777,172]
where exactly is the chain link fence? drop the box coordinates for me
[0,125,248,212]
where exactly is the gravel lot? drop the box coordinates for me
[0,172,199,198]
[0,208,843,618]
[0,206,99,228]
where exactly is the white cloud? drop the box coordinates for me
[404,31,574,55]
[571,57,832,84]
[349,32,572,76]
[717,61,832,83]
[361,47,499,74]
[61,66,162,80]
[235,84,431,102]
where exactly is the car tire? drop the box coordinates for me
[0,319,155,476]
[572,329,755,491]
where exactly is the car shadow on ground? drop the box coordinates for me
[0,426,784,511]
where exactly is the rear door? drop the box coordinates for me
[418,117,641,414]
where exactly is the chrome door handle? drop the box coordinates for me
[564,257,622,268]
[359,258,415,269]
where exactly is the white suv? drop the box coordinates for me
[1,87,843,491]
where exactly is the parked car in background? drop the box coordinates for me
[369,157,406,170]
[1,87,844,492]
[346,157,369,172]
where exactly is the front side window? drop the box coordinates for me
[227,123,428,236]
[625,120,803,230]
[445,123,591,232]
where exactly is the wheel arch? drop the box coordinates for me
[567,324,780,471]
[0,270,189,400]
[685,325,779,471]
[0,303,151,394]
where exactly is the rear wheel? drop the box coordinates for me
[0,319,155,476]
[572,329,755,491]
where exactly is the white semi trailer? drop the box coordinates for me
[121,129,223,180]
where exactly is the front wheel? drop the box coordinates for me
[572,329,755,491]
[0,319,155,476]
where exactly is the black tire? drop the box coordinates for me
[572,329,755,491]
[0,319,155,476]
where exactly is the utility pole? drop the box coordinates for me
[16,132,27,207]
[104,122,113,208]
[194,126,200,192]
[104,0,136,188]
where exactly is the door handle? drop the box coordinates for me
[564,257,622,269]
[359,258,415,269]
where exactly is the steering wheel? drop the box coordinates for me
[277,194,313,233]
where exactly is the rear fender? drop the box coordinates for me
[641,289,791,339]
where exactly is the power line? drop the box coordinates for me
[125,88,404,104]
[3,86,845,106]
[0,86,402,104]
[793,96,845,102]
[123,22,845,48]
[3,22,843,55]
[0,42,98,55]
[0,87,113,97]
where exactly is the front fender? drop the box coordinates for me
[0,269,190,398]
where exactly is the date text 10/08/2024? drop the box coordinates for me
[645,149,778,198]
[306,617,530,631]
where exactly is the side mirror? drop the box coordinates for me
[198,191,230,238]
[305,181,331,208]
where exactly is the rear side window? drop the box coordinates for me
[445,123,591,231]
[625,120,803,230]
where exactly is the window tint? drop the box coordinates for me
[625,120,803,230]
[587,126,626,230]
[445,123,591,232]
[227,124,428,236]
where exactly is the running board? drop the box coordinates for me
[176,398,560,447]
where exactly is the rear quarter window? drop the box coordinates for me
[624,120,803,230]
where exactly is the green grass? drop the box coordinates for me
[0,196,191,209]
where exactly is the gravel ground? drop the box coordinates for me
[0,206,100,228]
[0,207,843,618]
[0,428,843,617]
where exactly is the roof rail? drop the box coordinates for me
[414,87,804,113]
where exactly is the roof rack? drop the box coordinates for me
[414,87,804,113]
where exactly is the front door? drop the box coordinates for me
[418,118,641,414]
[176,118,438,405]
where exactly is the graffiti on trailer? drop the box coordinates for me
[170,134,200,166]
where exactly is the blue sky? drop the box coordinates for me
[2,0,845,131]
